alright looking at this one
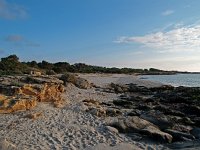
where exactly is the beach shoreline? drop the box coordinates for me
[0,73,200,150]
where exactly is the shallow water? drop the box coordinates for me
[140,74,200,87]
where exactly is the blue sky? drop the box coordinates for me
[0,0,200,71]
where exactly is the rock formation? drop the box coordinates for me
[0,75,65,113]
[84,83,200,145]
[59,73,92,89]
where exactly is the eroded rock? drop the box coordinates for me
[0,75,66,113]
[165,129,195,142]
[60,73,92,89]
[107,116,173,143]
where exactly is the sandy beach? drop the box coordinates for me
[0,73,165,150]
[78,73,163,88]
[1,0,200,149]
[0,73,200,150]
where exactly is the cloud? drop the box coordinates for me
[0,49,4,54]
[115,24,200,52]
[0,0,27,19]
[4,34,40,47]
[161,10,174,16]
[5,35,24,42]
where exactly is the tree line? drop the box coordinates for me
[0,55,169,75]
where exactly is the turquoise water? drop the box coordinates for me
[140,74,200,87]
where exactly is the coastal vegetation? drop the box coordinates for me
[0,55,176,75]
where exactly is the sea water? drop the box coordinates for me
[140,74,200,87]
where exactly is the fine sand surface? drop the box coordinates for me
[78,73,163,88]
[0,74,165,150]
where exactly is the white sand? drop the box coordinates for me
[0,74,164,150]
[79,73,163,88]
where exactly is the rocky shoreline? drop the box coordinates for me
[0,73,200,149]
[90,83,200,147]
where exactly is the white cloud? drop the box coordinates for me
[161,10,174,16]
[0,0,27,19]
[115,24,200,52]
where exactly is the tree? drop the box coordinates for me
[1,55,19,63]
[53,62,71,73]
[0,55,28,74]
[26,61,38,68]
[38,60,53,70]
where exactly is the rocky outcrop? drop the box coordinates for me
[83,99,106,117]
[0,98,37,113]
[165,129,195,141]
[83,99,122,117]
[59,74,92,89]
[83,82,200,146]
[0,75,65,113]
[107,116,173,143]
[140,114,173,130]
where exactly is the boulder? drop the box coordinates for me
[108,116,172,143]
[75,77,92,89]
[110,83,128,93]
[83,99,106,117]
[140,114,173,130]
[105,126,119,134]
[60,74,91,89]
[165,129,195,141]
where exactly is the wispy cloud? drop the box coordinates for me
[115,24,200,53]
[0,49,4,54]
[4,34,40,47]
[0,0,27,20]
[5,35,24,42]
[161,10,174,16]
